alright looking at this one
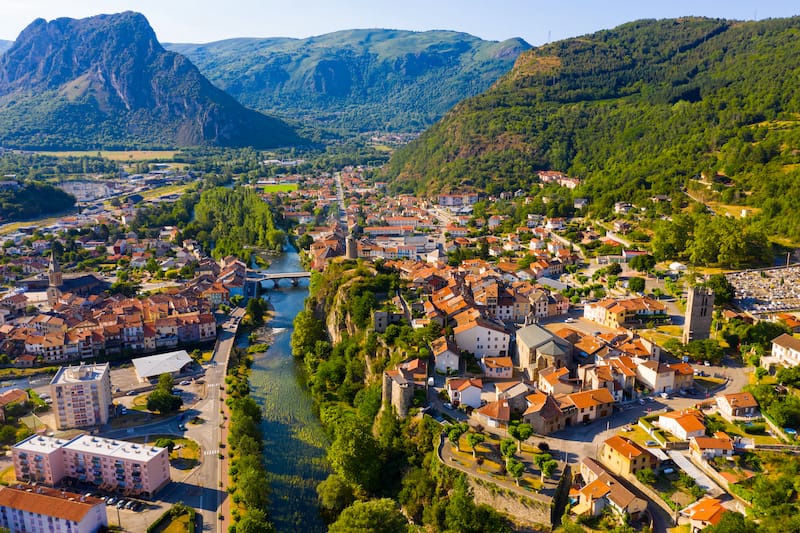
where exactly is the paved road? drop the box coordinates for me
[97,308,243,532]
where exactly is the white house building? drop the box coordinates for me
[453,318,509,358]
[0,485,108,533]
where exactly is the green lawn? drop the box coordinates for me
[162,513,191,533]
[706,414,781,445]
[258,183,298,193]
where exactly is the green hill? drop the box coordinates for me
[0,12,303,150]
[166,29,529,133]
[386,17,800,240]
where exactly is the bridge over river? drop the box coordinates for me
[244,270,311,297]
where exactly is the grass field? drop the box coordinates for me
[36,150,181,161]
[258,183,299,193]
[136,184,192,201]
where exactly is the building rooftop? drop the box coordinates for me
[64,434,165,461]
[132,350,192,380]
[50,363,109,385]
[0,484,104,523]
[13,434,75,454]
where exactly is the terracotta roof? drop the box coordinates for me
[477,400,511,422]
[0,485,104,522]
[718,391,758,409]
[482,356,513,369]
[447,378,482,392]
[681,496,725,525]
[540,366,569,386]
[0,388,28,407]
[659,410,706,433]
[668,362,694,376]
[567,388,615,409]
[604,435,648,459]
[691,435,734,451]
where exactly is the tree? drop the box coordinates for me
[448,423,468,450]
[246,297,266,325]
[540,459,558,483]
[704,510,759,533]
[158,373,174,391]
[328,417,381,492]
[635,467,656,485]
[506,457,525,486]
[154,438,175,452]
[755,367,768,381]
[508,422,533,452]
[316,474,355,517]
[146,388,182,414]
[500,438,517,459]
[328,499,407,533]
[465,432,485,458]
[606,262,623,275]
[704,274,735,306]
[237,467,270,511]
[236,509,274,533]
[0,425,18,445]
[628,254,656,273]
[628,276,646,293]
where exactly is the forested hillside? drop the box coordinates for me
[0,182,75,221]
[167,29,529,133]
[387,17,800,241]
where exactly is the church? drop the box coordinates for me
[45,252,109,306]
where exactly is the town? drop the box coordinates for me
[0,161,796,533]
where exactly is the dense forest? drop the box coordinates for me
[0,182,75,221]
[184,187,285,261]
[386,17,800,242]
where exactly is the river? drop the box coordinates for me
[243,246,329,532]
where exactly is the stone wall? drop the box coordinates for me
[468,477,553,531]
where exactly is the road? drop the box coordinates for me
[333,171,347,224]
[97,307,244,532]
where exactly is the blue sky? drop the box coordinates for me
[1,0,798,44]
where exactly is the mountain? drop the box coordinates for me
[166,29,529,133]
[0,12,302,150]
[0,40,11,54]
[386,17,800,239]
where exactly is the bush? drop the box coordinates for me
[743,423,766,435]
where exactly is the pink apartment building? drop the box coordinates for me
[13,434,170,499]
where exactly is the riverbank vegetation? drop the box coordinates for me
[225,346,274,532]
[292,258,512,531]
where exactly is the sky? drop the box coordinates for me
[1,0,798,45]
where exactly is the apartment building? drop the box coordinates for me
[50,363,112,430]
[13,434,171,499]
[0,484,107,533]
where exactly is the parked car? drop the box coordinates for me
[116,500,127,509]
[443,402,453,410]
[106,498,116,506]
[645,440,658,447]
[565,317,576,323]
[180,380,191,386]
[178,424,187,431]
[704,361,711,366]
[127,391,137,396]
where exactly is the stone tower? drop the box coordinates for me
[46,251,63,307]
[345,236,358,259]
[683,286,714,344]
